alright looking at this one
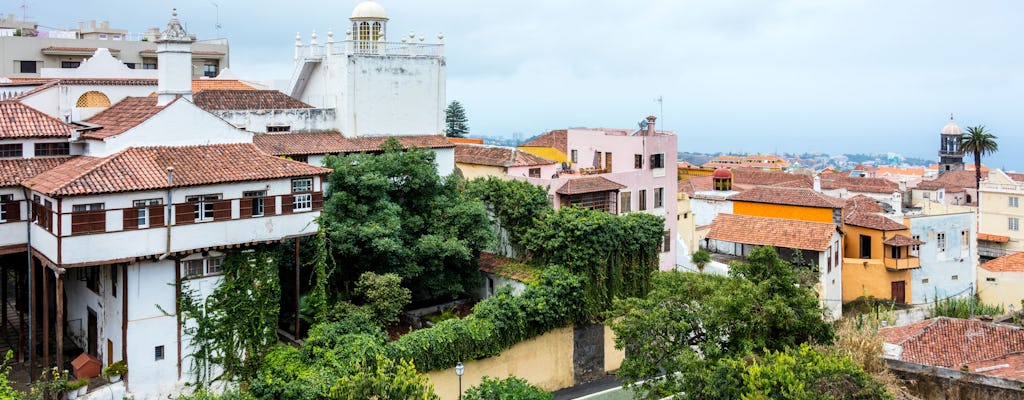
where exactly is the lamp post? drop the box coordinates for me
[455,361,465,399]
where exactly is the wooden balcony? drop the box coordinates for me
[884,256,920,271]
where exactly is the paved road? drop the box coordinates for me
[553,374,626,400]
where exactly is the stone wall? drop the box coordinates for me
[885,359,1024,399]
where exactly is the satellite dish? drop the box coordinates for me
[638,120,648,130]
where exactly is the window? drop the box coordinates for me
[1010,218,1020,231]
[827,246,832,273]
[650,153,665,169]
[1011,197,1020,208]
[98,33,108,40]
[207,257,224,274]
[986,277,996,282]
[184,260,204,277]
[124,62,136,69]
[0,144,21,158]
[154,345,164,361]
[922,278,929,284]
[292,178,313,193]
[18,61,38,74]
[133,199,161,228]
[142,63,157,70]
[528,168,541,178]
[186,194,221,222]
[619,191,631,213]
[266,125,290,133]
[890,245,900,259]
[634,154,643,169]
[244,190,266,217]
[961,230,969,250]
[937,232,946,253]
[571,150,578,163]
[34,142,70,157]
[662,231,671,252]
[61,61,81,69]
[184,257,225,278]
[83,266,99,294]
[0,194,12,221]
[654,187,664,208]
[859,235,871,258]
[203,64,218,78]
[294,193,312,211]
[110,265,118,297]
[911,235,920,257]
[292,155,309,163]
[638,189,647,211]
[951,275,958,281]
[72,203,104,212]
[923,192,930,199]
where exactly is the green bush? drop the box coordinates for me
[928,295,1003,319]
[355,271,411,327]
[464,376,552,400]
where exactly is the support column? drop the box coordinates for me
[295,238,301,339]
[2,265,8,330]
[55,270,63,370]
[42,263,48,369]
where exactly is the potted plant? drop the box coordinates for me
[102,361,127,383]
[68,378,88,397]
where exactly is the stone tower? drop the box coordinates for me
[937,116,964,176]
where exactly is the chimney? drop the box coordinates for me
[645,115,657,136]
[813,174,821,192]
[155,9,194,106]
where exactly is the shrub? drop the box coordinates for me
[928,295,1003,319]
[102,360,127,377]
[355,272,411,327]
[464,376,552,400]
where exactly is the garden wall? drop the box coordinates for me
[885,359,1024,399]
[425,324,625,399]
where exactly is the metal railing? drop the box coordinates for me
[298,40,443,59]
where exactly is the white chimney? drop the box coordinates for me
[155,9,194,106]
[813,175,821,192]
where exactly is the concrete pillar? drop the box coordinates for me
[55,270,63,370]
[42,263,48,369]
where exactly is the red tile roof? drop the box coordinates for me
[138,49,225,56]
[81,96,165,139]
[730,168,809,187]
[1007,173,1024,183]
[820,172,899,194]
[191,80,257,92]
[883,234,924,247]
[916,170,977,191]
[253,133,454,157]
[727,186,844,209]
[455,144,555,168]
[555,176,626,195]
[879,317,1024,381]
[707,213,836,251]
[22,144,330,196]
[980,252,1024,273]
[0,100,75,138]
[41,46,121,53]
[978,233,1011,243]
[192,90,308,110]
[10,78,256,99]
[519,130,567,154]
[477,251,539,283]
[843,195,906,231]
[0,157,74,187]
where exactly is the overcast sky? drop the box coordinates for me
[15,1,1024,169]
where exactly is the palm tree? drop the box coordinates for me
[691,249,711,273]
[960,125,999,191]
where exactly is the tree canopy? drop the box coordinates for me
[445,100,470,138]
[960,125,998,190]
[320,140,494,299]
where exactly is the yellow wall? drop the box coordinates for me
[604,324,625,373]
[979,189,1024,253]
[518,146,567,164]
[456,163,506,180]
[677,193,697,253]
[841,224,914,302]
[977,269,1024,311]
[733,201,835,224]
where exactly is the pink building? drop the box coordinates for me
[519,116,678,270]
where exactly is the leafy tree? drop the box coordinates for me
[445,100,470,138]
[464,177,552,257]
[960,125,998,190]
[464,376,552,400]
[355,271,412,327]
[690,249,711,273]
[606,247,834,399]
[320,139,494,299]
[329,355,439,400]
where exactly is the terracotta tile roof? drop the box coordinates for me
[447,137,484,145]
[0,157,73,187]
[978,233,1011,243]
[191,90,305,110]
[820,172,899,193]
[0,100,75,138]
[883,234,924,247]
[41,46,121,53]
[707,213,836,252]
[916,170,977,191]
[730,168,809,186]
[844,210,907,231]
[455,144,555,168]
[846,195,887,213]
[556,176,626,195]
[519,130,567,154]
[81,96,165,139]
[980,252,1024,272]
[879,317,1024,380]
[191,80,257,92]
[139,49,225,56]
[253,133,454,156]
[677,161,700,169]
[727,186,844,209]
[477,251,539,283]
[22,144,330,196]
[1007,173,1024,183]
[9,77,255,95]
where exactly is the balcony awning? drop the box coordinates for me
[978,233,1010,243]
[556,176,625,195]
[41,46,120,56]
[883,234,925,247]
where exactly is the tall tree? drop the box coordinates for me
[960,125,998,191]
[445,100,470,138]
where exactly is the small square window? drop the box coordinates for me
[951,275,959,281]
[921,278,929,284]
[985,277,996,282]
[528,168,541,178]
[207,257,224,275]
[184,260,204,277]
[292,178,313,193]
[154,345,164,361]
[294,193,312,211]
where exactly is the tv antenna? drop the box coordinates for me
[212,2,222,37]
[655,95,663,128]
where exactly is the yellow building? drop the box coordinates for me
[702,154,790,171]
[977,252,1024,311]
[841,196,922,303]
[676,183,697,254]
[728,186,843,224]
[979,170,1024,258]
[454,144,557,180]
[677,161,713,181]
[517,130,568,164]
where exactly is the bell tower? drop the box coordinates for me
[937,116,964,176]
[350,0,388,53]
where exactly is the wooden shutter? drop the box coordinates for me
[72,211,105,234]
[312,192,324,211]
[213,200,232,221]
[175,204,194,226]
[264,196,276,216]
[3,201,20,221]
[239,198,253,218]
[122,208,138,231]
[281,196,294,214]
[149,204,165,227]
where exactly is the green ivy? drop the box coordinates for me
[464,177,552,257]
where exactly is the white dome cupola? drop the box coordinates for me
[350,0,388,46]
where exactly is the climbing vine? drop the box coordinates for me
[304,231,333,322]
[464,176,552,257]
[178,249,281,388]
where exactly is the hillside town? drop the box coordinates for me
[0,2,1021,400]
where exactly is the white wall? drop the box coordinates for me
[692,196,734,227]
[85,100,252,157]
[347,56,445,136]
[432,147,455,176]
[212,108,336,133]
[125,260,179,396]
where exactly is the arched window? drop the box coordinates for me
[371,22,381,41]
[76,91,111,107]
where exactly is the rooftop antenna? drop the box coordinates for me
[20,0,29,21]
[655,95,663,130]
[211,2,222,37]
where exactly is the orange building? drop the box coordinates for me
[728,186,844,224]
[841,196,922,303]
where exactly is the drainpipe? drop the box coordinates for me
[159,167,174,260]
[21,187,32,383]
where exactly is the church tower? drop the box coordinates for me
[155,9,194,106]
[937,116,964,176]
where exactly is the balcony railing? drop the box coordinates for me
[297,40,443,60]
[883,256,920,271]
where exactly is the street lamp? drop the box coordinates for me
[455,362,465,399]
